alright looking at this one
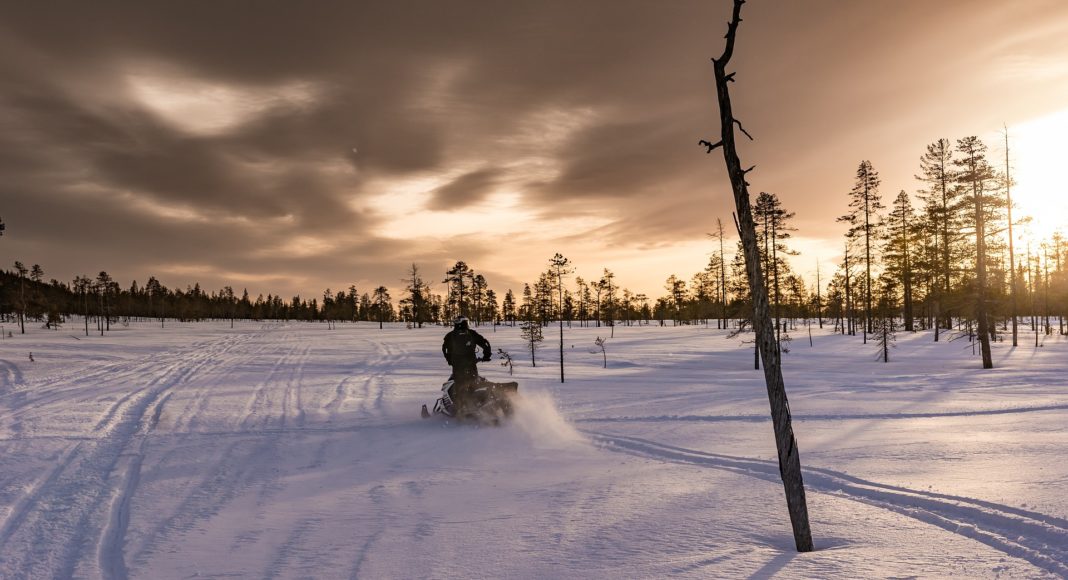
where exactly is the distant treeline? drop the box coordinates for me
[1,136,1066,345]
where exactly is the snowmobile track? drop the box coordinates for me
[577,402,1068,424]
[586,430,1068,577]
[0,332,253,577]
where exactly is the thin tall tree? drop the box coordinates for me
[955,136,995,368]
[884,190,916,331]
[916,139,958,340]
[550,253,572,383]
[14,261,27,334]
[1003,126,1019,346]
[839,160,884,340]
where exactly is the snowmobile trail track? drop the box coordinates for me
[586,430,1068,577]
[173,338,273,433]
[346,336,408,422]
[128,438,257,566]
[240,338,301,431]
[279,344,311,430]
[0,441,84,549]
[98,449,142,580]
[577,402,1068,425]
[0,332,255,578]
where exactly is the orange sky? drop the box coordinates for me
[2,1,1066,300]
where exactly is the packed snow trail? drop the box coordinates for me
[586,430,1068,577]
[0,321,1066,578]
[577,402,1068,423]
[0,332,254,578]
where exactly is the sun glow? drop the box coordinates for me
[1009,109,1068,242]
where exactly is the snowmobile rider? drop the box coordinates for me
[442,316,492,391]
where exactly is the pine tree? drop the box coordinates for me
[520,320,542,367]
[74,275,92,336]
[955,136,997,368]
[502,289,517,326]
[443,261,473,318]
[838,160,884,339]
[520,283,534,322]
[709,217,730,329]
[14,261,27,333]
[664,275,686,326]
[916,139,963,340]
[484,289,498,327]
[402,264,431,328]
[883,190,917,331]
[593,336,607,368]
[471,274,487,325]
[599,269,617,337]
[96,271,113,334]
[754,192,799,346]
[372,286,392,329]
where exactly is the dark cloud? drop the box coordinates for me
[426,168,501,211]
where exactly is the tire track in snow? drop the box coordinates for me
[0,332,253,578]
[79,335,253,579]
[347,485,390,579]
[1,334,253,431]
[279,344,311,430]
[128,437,256,566]
[576,402,1068,424]
[135,332,306,568]
[95,333,252,437]
[350,337,407,422]
[585,430,1068,577]
[0,359,24,393]
[348,529,383,580]
[240,339,299,431]
[0,335,237,421]
[91,358,186,434]
[0,442,84,550]
[175,338,273,433]
[98,446,143,580]
[263,517,321,579]
[0,358,160,425]
[355,340,391,419]
[324,376,354,421]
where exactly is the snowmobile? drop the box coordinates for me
[421,365,519,425]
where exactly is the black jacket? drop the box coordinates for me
[442,326,491,369]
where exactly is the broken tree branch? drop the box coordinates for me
[734,119,754,140]
[698,139,724,153]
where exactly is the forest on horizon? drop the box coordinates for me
[1,134,1066,353]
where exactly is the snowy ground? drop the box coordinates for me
[0,319,1066,579]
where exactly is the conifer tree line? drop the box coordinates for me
[1,133,1065,346]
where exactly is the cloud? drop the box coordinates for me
[426,168,501,211]
[1,0,1067,301]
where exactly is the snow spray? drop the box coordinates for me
[509,390,589,450]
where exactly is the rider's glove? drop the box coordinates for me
[482,353,492,362]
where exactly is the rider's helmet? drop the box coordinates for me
[453,316,469,330]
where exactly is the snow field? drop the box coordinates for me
[0,320,1066,578]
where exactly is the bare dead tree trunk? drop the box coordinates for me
[816,261,823,329]
[1004,126,1018,347]
[700,0,813,552]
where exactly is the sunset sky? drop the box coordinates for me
[2,1,1066,300]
